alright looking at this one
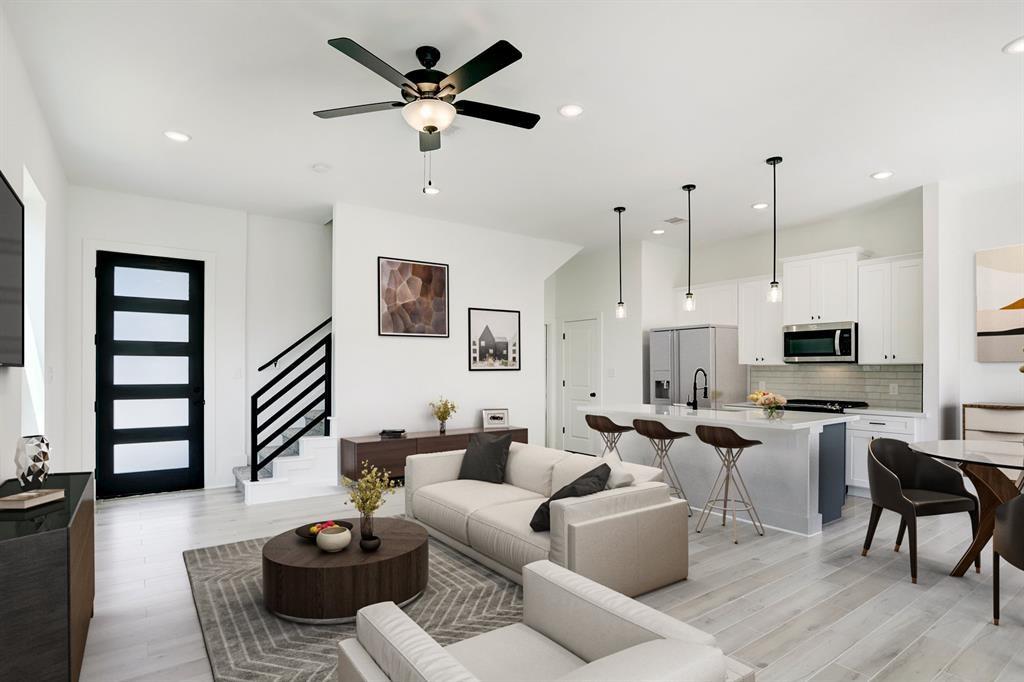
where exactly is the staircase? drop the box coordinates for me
[237,318,340,505]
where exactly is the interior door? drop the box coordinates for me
[561,317,600,454]
[95,251,204,498]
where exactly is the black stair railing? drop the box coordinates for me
[250,318,332,482]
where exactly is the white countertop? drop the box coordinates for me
[725,402,926,419]
[584,404,859,431]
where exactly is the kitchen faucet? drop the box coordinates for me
[686,368,709,411]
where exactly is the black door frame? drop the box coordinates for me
[95,251,205,498]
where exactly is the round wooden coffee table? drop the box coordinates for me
[262,517,428,623]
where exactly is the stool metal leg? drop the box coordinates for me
[648,438,691,517]
[597,431,624,463]
[696,446,764,542]
[695,461,728,533]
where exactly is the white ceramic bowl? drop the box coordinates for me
[316,526,352,552]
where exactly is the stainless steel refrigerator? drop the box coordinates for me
[648,325,746,408]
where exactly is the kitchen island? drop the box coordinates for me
[582,404,859,536]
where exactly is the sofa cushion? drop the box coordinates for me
[531,464,611,532]
[446,623,585,682]
[459,432,513,483]
[503,443,570,497]
[413,480,542,544]
[556,638,726,682]
[468,499,551,571]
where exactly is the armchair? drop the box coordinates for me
[861,438,979,583]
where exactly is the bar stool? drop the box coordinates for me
[695,425,765,543]
[632,419,690,515]
[584,415,633,463]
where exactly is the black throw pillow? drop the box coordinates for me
[530,464,611,532]
[458,432,513,483]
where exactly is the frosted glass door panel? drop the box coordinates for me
[114,311,189,342]
[113,440,189,473]
[114,399,189,429]
[114,266,189,300]
[114,355,188,384]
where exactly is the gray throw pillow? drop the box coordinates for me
[458,432,513,483]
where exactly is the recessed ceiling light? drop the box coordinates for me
[751,202,769,210]
[311,163,332,174]
[1003,36,1024,54]
[651,229,665,235]
[870,170,894,180]
[558,104,584,118]
[163,130,191,143]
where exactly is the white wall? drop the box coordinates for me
[0,6,69,480]
[65,186,249,488]
[332,202,578,442]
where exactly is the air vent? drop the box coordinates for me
[663,216,688,225]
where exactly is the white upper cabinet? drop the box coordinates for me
[781,249,863,326]
[674,281,738,326]
[857,256,923,364]
[737,279,784,365]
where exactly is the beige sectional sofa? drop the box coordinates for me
[405,441,690,597]
[337,560,754,682]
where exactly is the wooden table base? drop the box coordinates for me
[951,463,1022,577]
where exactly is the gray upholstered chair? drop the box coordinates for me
[994,495,1024,625]
[862,438,979,584]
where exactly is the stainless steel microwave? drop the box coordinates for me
[783,322,857,363]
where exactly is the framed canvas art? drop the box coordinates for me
[378,257,449,337]
[976,244,1024,362]
[468,308,520,370]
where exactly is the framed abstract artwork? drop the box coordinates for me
[378,257,449,337]
[976,244,1024,362]
[468,307,520,371]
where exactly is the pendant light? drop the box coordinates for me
[765,156,783,303]
[422,152,439,195]
[614,206,627,319]
[682,184,697,312]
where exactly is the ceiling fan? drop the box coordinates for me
[314,38,540,152]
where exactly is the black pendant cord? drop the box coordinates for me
[683,184,696,295]
[766,156,783,286]
[614,206,625,305]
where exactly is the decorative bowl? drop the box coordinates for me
[295,519,353,542]
[316,526,352,552]
[359,535,382,552]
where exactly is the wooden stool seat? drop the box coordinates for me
[584,415,633,462]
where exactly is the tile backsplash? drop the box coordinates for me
[748,364,923,410]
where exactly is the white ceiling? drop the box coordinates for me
[4,1,1023,248]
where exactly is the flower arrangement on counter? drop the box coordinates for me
[748,390,787,419]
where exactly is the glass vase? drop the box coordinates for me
[360,513,374,540]
[762,406,784,420]
[439,420,447,434]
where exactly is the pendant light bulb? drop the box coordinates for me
[684,292,696,312]
[765,156,783,304]
[614,206,626,320]
[767,281,782,303]
[423,181,439,196]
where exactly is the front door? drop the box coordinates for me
[561,317,600,454]
[95,251,204,497]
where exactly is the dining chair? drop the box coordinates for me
[993,495,1024,625]
[861,438,980,584]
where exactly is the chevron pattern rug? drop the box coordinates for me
[184,536,522,681]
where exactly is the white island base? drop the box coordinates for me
[582,405,860,536]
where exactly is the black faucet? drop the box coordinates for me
[686,368,709,411]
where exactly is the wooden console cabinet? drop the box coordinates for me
[0,472,95,681]
[340,427,528,479]
[962,403,1024,442]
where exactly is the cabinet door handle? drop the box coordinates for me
[868,421,886,426]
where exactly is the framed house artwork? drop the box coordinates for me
[975,244,1024,362]
[468,308,520,370]
[378,257,449,337]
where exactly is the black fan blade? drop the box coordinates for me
[439,40,522,95]
[419,130,441,152]
[328,37,419,92]
[455,100,539,129]
[314,101,404,119]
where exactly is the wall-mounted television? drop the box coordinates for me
[0,168,24,367]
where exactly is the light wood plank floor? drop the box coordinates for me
[84,489,1024,681]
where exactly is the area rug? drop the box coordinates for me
[184,537,523,682]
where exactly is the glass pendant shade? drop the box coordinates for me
[767,281,782,303]
[422,181,439,195]
[683,292,696,312]
[402,99,456,133]
[615,301,627,319]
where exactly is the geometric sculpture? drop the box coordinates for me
[15,434,50,490]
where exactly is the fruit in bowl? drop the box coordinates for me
[295,519,352,542]
[309,520,337,535]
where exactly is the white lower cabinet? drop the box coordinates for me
[846,415,918,495]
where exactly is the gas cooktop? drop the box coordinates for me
[784,398,869,414]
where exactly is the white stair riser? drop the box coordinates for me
[242,436,340,505]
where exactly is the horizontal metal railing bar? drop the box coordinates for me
[252,337,328,400]
[256,375,326,437]
[254,356,326,416]
[256,395,326,454]
[258,317,332,372]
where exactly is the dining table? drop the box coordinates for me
[911,439,1024,577]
